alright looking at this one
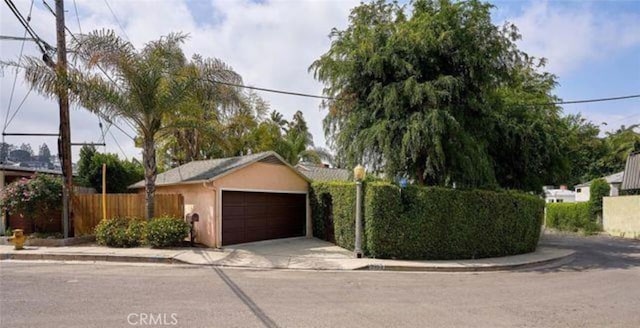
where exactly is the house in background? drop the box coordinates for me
[543,185,576,203]
[574,171,624,202]
[620,151,640,193]
[603,151,640,239]
[295,163,350,182]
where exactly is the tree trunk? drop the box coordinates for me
[416,167,425,185]
[142,136,157,220]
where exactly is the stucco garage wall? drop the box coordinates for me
[214,162,309,192]
[142,184,217,247]
[603,195,640,239]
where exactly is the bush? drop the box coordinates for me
[365,183,544,260]
[309,182,356,250]
[589,178,610,218]
[0,174,62,232]
[311,181,544,260]
[145,216,189,248]
[76,146,144,193]
[95,217,146,248]
[546,202,599,234]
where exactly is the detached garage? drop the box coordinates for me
[129,151,311,247]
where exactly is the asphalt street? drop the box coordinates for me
[0,233,639,328]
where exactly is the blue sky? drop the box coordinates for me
[490,0,640,129]
[1,0,638,161]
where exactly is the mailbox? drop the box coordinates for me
[187,213,199,223]
[186,213,199,247]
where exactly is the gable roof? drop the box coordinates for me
[129,151,309,189]
[575,171,625,188]
[621,151,640,191]
[295,164,350,182]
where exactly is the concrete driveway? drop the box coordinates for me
[211,237,356,270]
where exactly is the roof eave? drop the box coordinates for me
[128,151,311,189]
[128,179,208,189]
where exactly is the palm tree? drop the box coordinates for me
[9,30,192,219]
[606,124,640,162]
[275,111,334,165]
[159,55,245,166]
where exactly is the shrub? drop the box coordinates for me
[95,217,146,248]
[546,202,599,234]
[311,181,544,260]
[589,178,610,218]
[77,146,144,193]
[364,183,544,260]
[0,174,62,232]
[309,182,356,250]
[145,216,189,248]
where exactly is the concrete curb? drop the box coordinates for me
[0,248,576,272]
[0,252,187,265]
[357,251,576,272]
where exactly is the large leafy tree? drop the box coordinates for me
[77,145,144,193]
[488,58,567,191]
[311,0,564,190]
[585,124,640,179]
[561,114,609,186]
[12,30,191,218]
[38,143,52,165]
[0,143,14,163]
[603,125,640,169]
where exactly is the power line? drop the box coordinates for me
[42,0,80,44]
[108,129,128,160]
[204,78,335,100]
[202,77,640,105]
[72,0,82,34]
[94,113,135,140]
[541,94,640,106]
[5,87,34,128]
[3,0,35,138]
[3,0,53,56]
[42,0,135,143]
[103,0,130,41]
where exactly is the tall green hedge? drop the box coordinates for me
[365,183,544,259]
[589,178,610,218]
[309,182,357,250]
[546,202,599,234]
[311,181,545,260]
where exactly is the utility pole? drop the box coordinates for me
[56,0,73,238]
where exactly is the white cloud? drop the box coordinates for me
[1,0,358,161]
[507,1,640,75]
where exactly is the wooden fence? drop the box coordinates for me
[73,194,184,235]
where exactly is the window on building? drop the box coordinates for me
[576,188,582,193]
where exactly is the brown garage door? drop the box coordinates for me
[222,191,306,246]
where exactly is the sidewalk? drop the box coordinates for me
[0,237,574,272]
